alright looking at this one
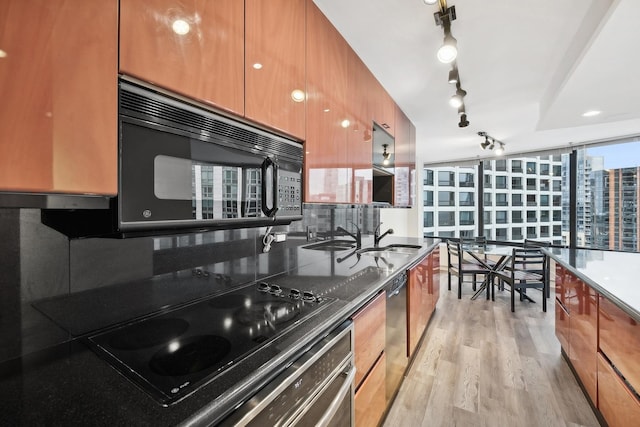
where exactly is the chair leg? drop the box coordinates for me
[542,284,547,312]
[511,284,515,312]
[448,271,452,291]
[458,275,462,299]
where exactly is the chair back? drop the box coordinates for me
[446,240,462,270]
[509,248,547,281]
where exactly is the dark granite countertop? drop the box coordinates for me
[545,248,640,322]
[0,236,439,426]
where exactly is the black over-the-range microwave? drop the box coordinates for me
[116,80,303,233]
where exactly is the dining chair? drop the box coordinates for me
[524,239,551,298]
[446,240,492,299]
[494,248,548,312]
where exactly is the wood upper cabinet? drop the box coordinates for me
[0,0,117,195]
[393,106,415,207]
[245,0,306,140]
[369,76,395,137]
[347,51,373,204]
[120,0,245,116]
[305,0,350,203]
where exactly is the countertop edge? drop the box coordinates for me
[544,249,640,323]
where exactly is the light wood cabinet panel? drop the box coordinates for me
[347,51,373,204]
[567,275,597,404]
[597,352,640,427]
[305,0,350,203]
[120,0,244,116]
[245,0,306,140]
[370,77,395,137]
[355,352,386,427]
[408,253,434,357]
[352,292,386,388]
[599,296,640,392]
[554,264,571,352]
[393,106,414,207]
[555,299,570,351]
[0,0,117,195]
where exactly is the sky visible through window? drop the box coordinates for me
[586,140,640,170]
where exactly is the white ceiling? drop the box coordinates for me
[313,0,640,164]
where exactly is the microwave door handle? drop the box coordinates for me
[261,157,279,218]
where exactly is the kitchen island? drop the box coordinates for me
[0,235,440,426]
[545,248,640,427]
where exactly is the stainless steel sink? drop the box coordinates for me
[357,244,421,256]
[303,240,356,251]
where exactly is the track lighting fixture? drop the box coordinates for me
[382,144,391,165]
[428,1,468,127]
[449,86,466,108]
[478,131,506,155]
[448,67,459,84]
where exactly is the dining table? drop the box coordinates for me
[461,243,535,303]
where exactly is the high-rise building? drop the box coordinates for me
[422,155,564,244]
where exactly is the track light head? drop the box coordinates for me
[382,143,391,165]
[458,113,469,128]
[448,68,459,84]
[480,137,491,150]
[437,32,458,64]
[449,87,466,108]
[495,142,505,156]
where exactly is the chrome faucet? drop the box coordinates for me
[336,224,361,249]
[374,223,394,247]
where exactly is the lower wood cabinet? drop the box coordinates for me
[555,298,570,351]
[352,291,386,388]
[599,295,640,393]
[355,352,386,427]
[408,249,439,357]
[597,352,640,427]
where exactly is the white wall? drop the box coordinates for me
[380,149,424,238]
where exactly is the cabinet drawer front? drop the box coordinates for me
[598,352,640,427]
[355,352,386,427]
[352,292,386,388]
[555,298,570,351]
[599,296,640,391]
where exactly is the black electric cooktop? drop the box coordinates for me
[88,280,335,405]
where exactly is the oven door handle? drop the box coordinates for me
[261,156,279,218]
[315,365,356,427]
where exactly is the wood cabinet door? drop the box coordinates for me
[408,254,432,356]
[430,246,441,308]
[354,352,386,427]
[347,51,373,204]
[370,77,395,137]
[567,277,597,403]
[599,296,640,392]
[393,106,414,207]
[597,352,640,427]
[245,0,306,140]
[305,0,350,203]
[120,0,244,116]
[352,292,386,388]
[555,299,570,351]
[0,0,117,195]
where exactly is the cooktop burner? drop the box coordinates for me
[88,280,334,405]
[149,335,231,377]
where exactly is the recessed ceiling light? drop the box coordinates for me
[172,19,190,35]
[582,110,601,117]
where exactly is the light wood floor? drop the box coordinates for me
[383,273,601,427]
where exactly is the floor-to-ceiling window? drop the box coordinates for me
[423,137,640,253]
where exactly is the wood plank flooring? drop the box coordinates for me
[383,273,601,427]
